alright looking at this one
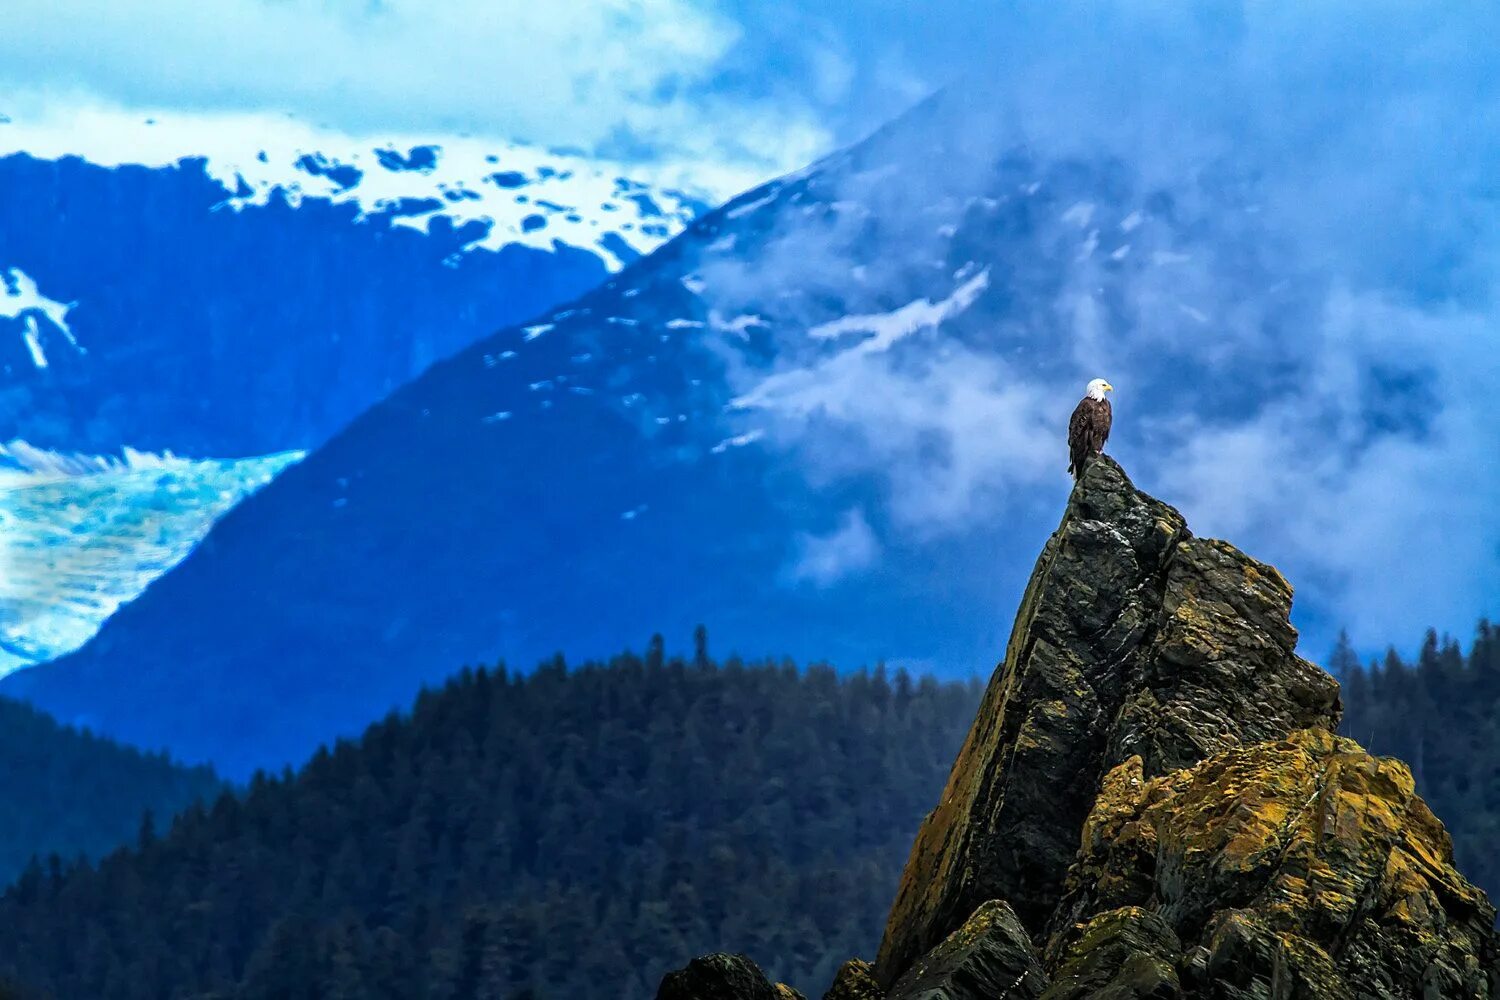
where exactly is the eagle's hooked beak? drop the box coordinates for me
[1103,382,1115,393]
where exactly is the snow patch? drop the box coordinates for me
[710,429,765,454]
[1062,201,1096,228]
[1,268,80,369]
[709,311,766,337]
[1077,229,1099,261]
[803,269,991,353]
[724,188,778,219]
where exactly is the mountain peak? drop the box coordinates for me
[657,459,1496,999]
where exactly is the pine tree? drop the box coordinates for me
[693,625,710,670]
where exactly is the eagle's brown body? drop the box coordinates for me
[1068,395,1112,479]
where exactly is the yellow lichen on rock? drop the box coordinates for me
[1045,728,1496,998]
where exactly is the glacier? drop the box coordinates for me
[0,442,301,676]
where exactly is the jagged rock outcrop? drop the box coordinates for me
[1040,906,1182,1000]
[656,954,805,1000]
[654,457,1497,1000]
[1044,729,1496,999]
[821,961,883,1000]
[875,457,1339,983]
[886,900,1047,1000]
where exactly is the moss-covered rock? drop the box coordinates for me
[1040,906,1182,1000]
[1046,729,1496,999]
[875,457,1339,986]
[821,960,883,1000]
[887,900,1047,1000]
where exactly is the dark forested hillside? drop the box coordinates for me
[5,624,1497,1000]
[0,696,221,883]
[1336,621,1500,900]
[0,642,980,999]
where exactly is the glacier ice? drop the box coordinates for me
[0,442,302,676]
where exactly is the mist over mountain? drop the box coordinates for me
[5,75,1491,777]
[2,8,1496,784]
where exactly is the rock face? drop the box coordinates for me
[886,900,1046,1000]
[656,954,805,1000]
[821,961,883,1000]
[1045,729,1496,999]
[875,456,1339,983]
[654,457,1497,1000]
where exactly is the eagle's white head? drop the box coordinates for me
[1086,378,1114,401]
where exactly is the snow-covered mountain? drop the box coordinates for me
[6,90,1488,777]
[0,107,736,671]
[0,442,300,675]
[0,107,732,457]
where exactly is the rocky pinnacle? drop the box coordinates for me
[873,456,1340,986]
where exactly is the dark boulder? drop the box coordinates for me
[822,960,883,1000]
[887,900,1046,1000]
[1040,906,1182,1000]
[657,953,805,1000]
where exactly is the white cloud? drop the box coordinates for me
[787,508,880,587]
[0,0,831,177]
[694,3,1500,656]
[1150,289,1500,649]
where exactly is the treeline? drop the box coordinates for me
[1335,621,1500,898]
[0,695,221,883]
[0,639,980,999]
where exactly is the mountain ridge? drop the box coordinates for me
[0,693,221,883]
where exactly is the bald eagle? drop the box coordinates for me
[1068,378,1114,479]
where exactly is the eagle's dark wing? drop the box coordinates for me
[1067,397,1112,480]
